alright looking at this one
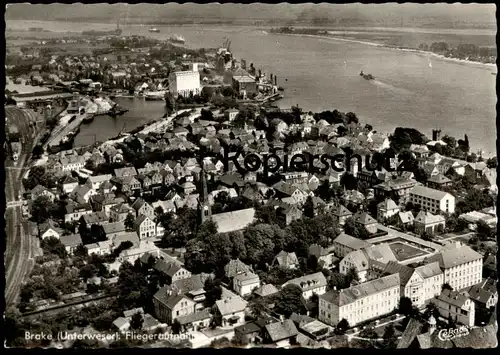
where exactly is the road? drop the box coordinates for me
[4,106,41,306]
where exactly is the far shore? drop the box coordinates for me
[277,33,496,69]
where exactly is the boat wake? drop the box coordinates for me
[369,79,412,95]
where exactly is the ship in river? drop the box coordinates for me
[149,27,160,33]
[169,35,185,44]
[360,71,375,80]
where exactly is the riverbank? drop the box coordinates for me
[276,33,496,69]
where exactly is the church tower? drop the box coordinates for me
[198,168,212,225]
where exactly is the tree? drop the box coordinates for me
[303,195,315,218]
[398,297,417,317]
[442,283,453,292]
[203,277,222,308]
[31,196,53,223]
[74,244,88,258]
[336,318,349,334]
[382,324,398,349]
[486,157,497,169]
[249,298,267,319]
[41,236,68,259]
[275,284,307,317]
[130,312,143,330]
[32,144,44,157]
[124,213,136,231]
[172,319,181,335]
[79,264,98,281]
[200,86,214,102]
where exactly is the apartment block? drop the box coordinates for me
[409,186,455,214]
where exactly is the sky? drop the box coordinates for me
[5,3,496,28]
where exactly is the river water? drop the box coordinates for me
[7,21,497,154]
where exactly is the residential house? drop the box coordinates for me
[333,233,371,258]
[282,272,327,300]
[86,174,112,191]
[90,193,125,217]
[60,155,85,172]
[131,198,155,220]
[377,198,400,222]
[214,295,248,327]
[61,176,79,194]
[113,317,131,333]
[103,222,126,239]
[414,211,446,235]
[70,184,96,203]
[357,169,391,188]
[397,211,415,229]
[308,244,338,270]
[153,287,196,324]
[81,211,109,226]
[426,174,452,190]
[352,212,378,234]
[272,251,299,269]
[59,233,83,254]
[318,274,400,327]
[263,320,299,348]
[409,186,455,214]
[39,219,63,239]
[254,284,280,299]
[64,201,93,223]
[110,203,134,222]
[432,289,475,327]
[427,244,483,291]
[114,166,138,178]
[234,322,262,345]
[135,215,156,239]
[121,176,142,193]
[331,205,353,227]
[278,204,303,225]
[233,272,261,297]
[224,259,253,280]
[153,259,192,284]
[176,309,212,333]
[30,184,56,201]
[464,278,498,310]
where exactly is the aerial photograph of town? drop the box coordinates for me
[4,2,497,349]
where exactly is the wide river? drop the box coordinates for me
[7,21,497,154]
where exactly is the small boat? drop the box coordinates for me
[149,27,160,33]
[278,86,285,91]
[360,71,375,80]
[429,60,433,68]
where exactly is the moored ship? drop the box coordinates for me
[149,27,160,33]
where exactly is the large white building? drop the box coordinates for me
[318,274,400,327]
[382,261,444,307]
[427,243,483,291]
[168,63,201,98]
[408,186,455,214]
